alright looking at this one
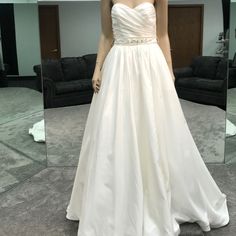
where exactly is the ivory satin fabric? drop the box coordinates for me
[66,3,230,235]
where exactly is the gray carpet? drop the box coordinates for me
[180,99,226,163]
[0,87,46,193]
[44,104,89,167]
[45,98,226,166]
[0,142,44,193]
[225,88,236,163]
[0,163,234,236]
[0,88,234,235]
[0,111,46,163]
[226,88,236,116]
[0,87,44,124]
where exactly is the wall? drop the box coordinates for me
[58,1,100,57]
[14,3,41,76]
[39,0,224,57]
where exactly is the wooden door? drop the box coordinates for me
[168,5,203,68]
[38,5,61,60]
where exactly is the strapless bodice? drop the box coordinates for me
[111,2,158,45]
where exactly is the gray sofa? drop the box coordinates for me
[34,54,97,108]
[174,56,228,110]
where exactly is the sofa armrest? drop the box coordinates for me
[42,77,57,108]
[174,67,193,79]
[43,77,56,95]
[222,77,228,93]
[228,67,236,89]
[33,65,43,92]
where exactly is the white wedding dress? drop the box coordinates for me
[66,2,229,236]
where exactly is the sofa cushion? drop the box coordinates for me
[61,57,87,81]
[174,67,193,79]
[176,77,224,92]
[42,59,64,82]
[55,79,92,94]
[82,54,97,79]
[215,58,228,80]
[192,56,221,79]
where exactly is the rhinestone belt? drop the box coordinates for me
[114,37,158,45]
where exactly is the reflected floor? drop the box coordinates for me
[0,163,234,236]
[0,87,46,193]
[45,98,226,166]
[0,93,232,235]
[225,88,236,163]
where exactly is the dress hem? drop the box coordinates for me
[65,210,230,233]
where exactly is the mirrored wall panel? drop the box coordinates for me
[225,0,236,164]
[38,1,100,166]
[170,0,229,164]
[0,2,46,193]
[39,0,229,167]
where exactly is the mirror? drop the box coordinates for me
[172,0,229,164]
[39,0,229,166]
[0,2,46,193]
[225,0,236,164]
[37,0,100,166]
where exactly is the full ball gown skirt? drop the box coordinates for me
[66,2,229,236]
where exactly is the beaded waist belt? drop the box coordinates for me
[113,37,158,45]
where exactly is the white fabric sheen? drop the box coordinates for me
[66,2,230,236]
[28,119,45,142]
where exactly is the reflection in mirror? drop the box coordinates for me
[0,2,46,193]
[225,0,236,164]
[37,1,100,166]
[38,0,229,166]
[171,0,229,164]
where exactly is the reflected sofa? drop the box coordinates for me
[34,54,97,108]
[173,56,228,110]
[0,64,9,87]
[35,54,233,110]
